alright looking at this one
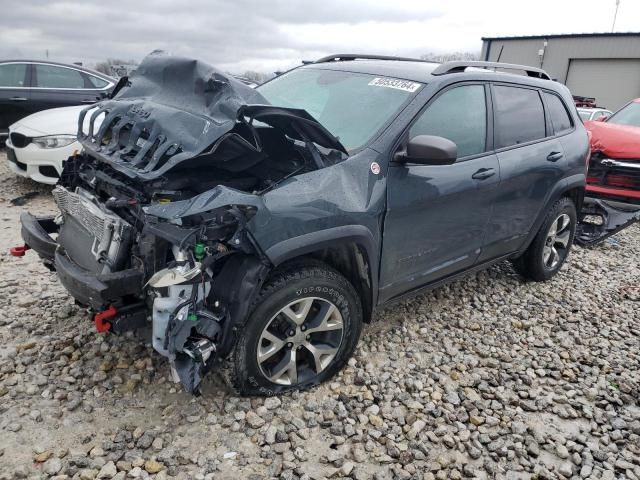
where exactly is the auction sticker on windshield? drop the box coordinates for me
[368,77,421,93]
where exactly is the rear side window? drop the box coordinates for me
[87,75,109,88]
[35,65,85,89]
[543,92,572,134]
[493,85,546,149]
[410,84,487,158]
[0,63,27,87]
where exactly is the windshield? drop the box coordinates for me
[608,101,640,127]
[257,68,421,151]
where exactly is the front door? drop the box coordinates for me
[0,62,31,134]
[380,83,499,302]
[30,63,105,112]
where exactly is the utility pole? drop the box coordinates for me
[611,0,620,32]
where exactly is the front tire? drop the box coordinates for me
[232,261,363,396]
[513,197,577,281]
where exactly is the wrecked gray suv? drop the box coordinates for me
[17,52,589,395]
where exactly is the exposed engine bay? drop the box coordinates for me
[18,52,348,394]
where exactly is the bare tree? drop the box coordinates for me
[238,70,274,84]
[420,51,480,63]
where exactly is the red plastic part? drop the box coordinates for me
[586,184,640,199]
[94,305,117,333]
[9,245,30,257]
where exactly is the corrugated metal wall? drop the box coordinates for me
[480,35,640,110]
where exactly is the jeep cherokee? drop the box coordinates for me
[17,52,589,395]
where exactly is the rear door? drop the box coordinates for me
[30,63,108,112]
[0,62,31,134]
[380,83,500,301]
[481,84,568,260]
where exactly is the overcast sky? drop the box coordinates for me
[1,0,639,74]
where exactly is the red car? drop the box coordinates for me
[585,99,640,204]
[578,99,640,244]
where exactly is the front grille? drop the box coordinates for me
[10,132,31,148]
[589,155,640,192]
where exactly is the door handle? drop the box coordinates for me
[471,168,496,180]
[81,99,96,103]
[10,97,27,101]
[547,151,563,162]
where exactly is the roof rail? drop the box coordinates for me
[314,53,429,64]
[431,61,551,80]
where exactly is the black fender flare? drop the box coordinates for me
[264,225,379,312]
[520,174,585,253]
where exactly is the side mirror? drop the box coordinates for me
[397,135,457,165]
[596,115,608,122]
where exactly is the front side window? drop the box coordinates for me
[494,85,546,149]
[409,84,487,158]
[607,101,640,127]
[0,63,27,87]
[543,92,572,134]
[257,68,420,151]
[35,65,85,89]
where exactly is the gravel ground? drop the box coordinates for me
[0,149,639,480]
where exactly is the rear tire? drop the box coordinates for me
[232,261,363,396]
[512,197,577,281]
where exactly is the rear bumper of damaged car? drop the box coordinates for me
[19,213,143,309]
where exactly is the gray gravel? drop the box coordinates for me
[1,150,639,479]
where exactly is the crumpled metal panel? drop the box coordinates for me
[576,197,640,246]
[77,52,347,181]
[77,51,266,179]
[586,119,640,159]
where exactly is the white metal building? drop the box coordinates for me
[480,33,640,111]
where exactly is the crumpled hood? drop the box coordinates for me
[78,51,346,180]
[586,120,640,159]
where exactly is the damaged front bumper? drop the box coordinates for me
[576,197,640,246]
[19,212,144,309]
[18,189,268,395]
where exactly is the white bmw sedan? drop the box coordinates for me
[5,105,90,184]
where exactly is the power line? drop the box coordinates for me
[611,0,621,32]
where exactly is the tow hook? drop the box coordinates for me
[9,244,30,257]
[94,305,117,333]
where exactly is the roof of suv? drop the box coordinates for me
[301,55,553,87]
[309,59,440,83]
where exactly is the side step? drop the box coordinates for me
[576,197,640,246]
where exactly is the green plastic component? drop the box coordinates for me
[194,242,206,261]
[188,313,198,322]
